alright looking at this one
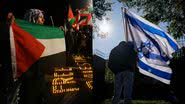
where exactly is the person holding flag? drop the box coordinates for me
[0,11,16,104]
[7,9,49,104]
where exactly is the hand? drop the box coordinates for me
[7,12,15,25]
[59,26,64,30]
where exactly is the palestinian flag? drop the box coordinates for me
[75,8,92,27]
[76,0,93,27]
[78,13,92,26]
[68,5,75,26]
[10,19,66,78]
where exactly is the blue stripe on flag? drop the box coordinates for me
[125,14,179,51]
[138,59,172,80]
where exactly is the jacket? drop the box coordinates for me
[108,41,137,74]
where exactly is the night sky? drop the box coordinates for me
[1,0,89,26]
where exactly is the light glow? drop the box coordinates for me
[98,18,112,38]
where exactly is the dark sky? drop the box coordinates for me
[1,0,90,26]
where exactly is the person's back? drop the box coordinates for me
[108,41,137,74]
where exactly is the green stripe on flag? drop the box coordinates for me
[15,19,65,39]
[69,18,76,26]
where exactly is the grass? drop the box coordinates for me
[102,99,171,104]
[132,100,171,104]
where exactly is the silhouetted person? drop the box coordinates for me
[65,22,75,66]
[108,41,137,104]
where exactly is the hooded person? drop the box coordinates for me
[108,41,137,104]
[18,9,49,104]
[24,9,45,25]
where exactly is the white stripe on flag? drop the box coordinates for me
[10,26,17,80]
[139,68,170,84]
[139,57,172,73]
[38,38,66,57]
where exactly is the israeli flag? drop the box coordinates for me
[123,8,180,84]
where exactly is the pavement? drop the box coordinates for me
[45,55,93,104]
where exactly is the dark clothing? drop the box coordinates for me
[0,18,14,104]
[19,62,49,104]
[108,41,137,74]
[108,41,137,104]
[65,30,75,55]
[112,71,134,104]
[65,30,75,66]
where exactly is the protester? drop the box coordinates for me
[24,9,45,25]
[108,41,137,104]
[0,11,15,104]
[9,9,49,104]
[65,21,75,66]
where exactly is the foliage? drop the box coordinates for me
[118,0,185,38]
[104,61,114,83]
[93,0,112,20]
[92,0,113,37]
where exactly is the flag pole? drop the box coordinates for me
[50,16,54,27]
[121,7,138,51]
[121,7,128,42]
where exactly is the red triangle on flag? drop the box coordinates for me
[12,23,45,77]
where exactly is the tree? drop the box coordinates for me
[119,0,185,38]
[93,0,112,38]
[93,0,112,20]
